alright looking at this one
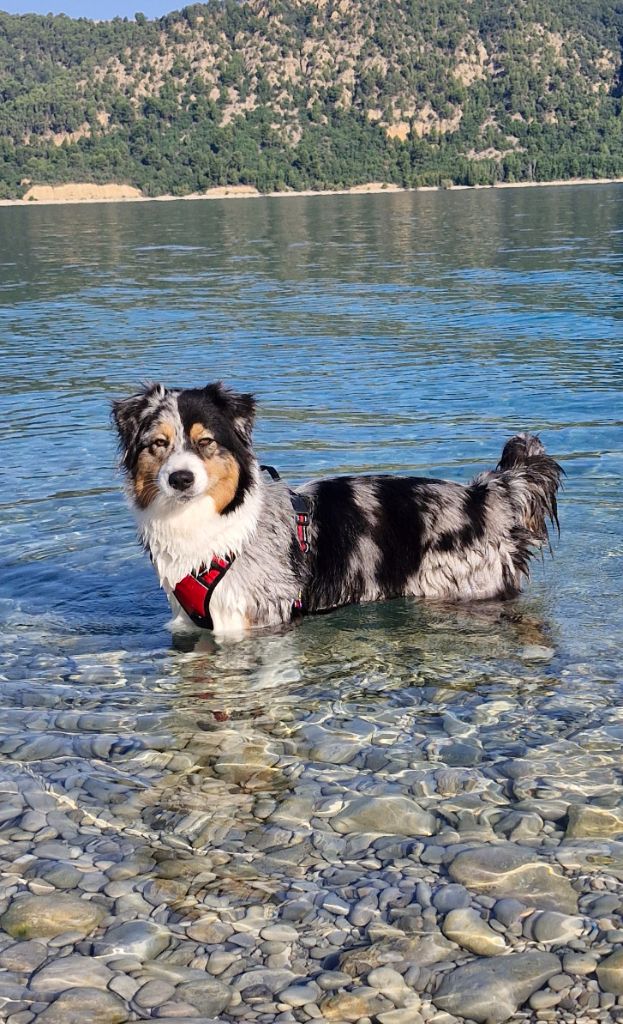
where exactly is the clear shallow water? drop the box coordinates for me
[0,186,622,1021]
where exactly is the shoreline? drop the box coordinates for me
[1,175,623,208]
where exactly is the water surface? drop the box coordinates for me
[0,185,622,1019]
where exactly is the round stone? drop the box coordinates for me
[329,796,436,836]
[108,975,140,1001]
[432,951,561,1023]
[279,982,321,1006]
[531,911,585,945]
[366,965,412,1003]
[186,917,233,943]
[377,1010,423,1024]
[443,741,482,766]
[586,894,621,916]
[207,949,238,974]
[309,739,356,764]
[0,940,48,972]
[259,923,298,942]
[340,932,455,979]
[493,898,529,927]
[320,987,391,1021]
[563,952,598,976]
[566,804,623,839]
[91,921,170,959]
[234,968,297,993]
[36,987,128,1024]
[30,956,113,994]
[529,989,562,1010]
[133,978,176,1008]
[0,895,104,940]
[547,973,572,992]
[316,971,352,990]
[321,894,351,917]
[40,864,83,890]
[432,884,471,913]
[367,966,407,989]
[449,844,577,913]
[441,907,508,956]
[596,949,623,994]
[175,977,232,1015]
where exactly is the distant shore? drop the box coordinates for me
[1,176,623,208]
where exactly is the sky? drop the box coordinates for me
[1,1,173,17]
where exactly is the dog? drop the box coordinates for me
[112,382,562,634]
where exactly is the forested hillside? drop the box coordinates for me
[1,0,622,198]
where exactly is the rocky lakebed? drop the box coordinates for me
[1,625,623,1024]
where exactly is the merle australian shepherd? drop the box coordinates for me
[112,382,562,634]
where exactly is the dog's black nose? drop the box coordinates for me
[169,470,194,492]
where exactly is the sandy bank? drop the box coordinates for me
[1,176,622,209]
[186,184,261,199]
[346,182,403,193]
[21,182,143,202]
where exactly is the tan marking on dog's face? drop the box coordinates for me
[133,421,175,509]
[154,421,176,446]
[189,422,212,445]
[186,421,240,513]
[134,453,159,509]
[205,451,241,513]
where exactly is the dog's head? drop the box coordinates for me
[112,382,256,514]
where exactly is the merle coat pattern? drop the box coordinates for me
[112,382,562,633]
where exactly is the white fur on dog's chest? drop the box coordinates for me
[138,483,263,589]
[135,471,300,634]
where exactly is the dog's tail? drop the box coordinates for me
[496,433,563,546]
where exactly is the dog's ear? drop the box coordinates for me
[111,383,165,467]
[204,382,256,443]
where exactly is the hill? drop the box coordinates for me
[0,0,622,198]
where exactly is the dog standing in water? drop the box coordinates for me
[112,382,562,634]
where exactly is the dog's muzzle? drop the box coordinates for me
[168,469,194,492]
[158,452,207,500]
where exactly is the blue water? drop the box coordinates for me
[1,188,621,660]
[0,185,622,1018]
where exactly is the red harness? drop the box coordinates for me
[173,554,236,631]
[173,472,311,630]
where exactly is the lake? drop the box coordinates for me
[0,185,622,1021]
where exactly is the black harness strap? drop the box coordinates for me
[290,492,311,554]
[261,465,312,554]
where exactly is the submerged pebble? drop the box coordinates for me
[1,895,104,940]
[432,951,561,1022]
[596,950,623,994]
[36,987,128,1024]
[441,906,508,956]
[29,955,113,994]
[329,795,436,836]
[448,845,578,913]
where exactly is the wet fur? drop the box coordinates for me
[112,382,563,633]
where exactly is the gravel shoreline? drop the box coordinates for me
[2,649,623,1024]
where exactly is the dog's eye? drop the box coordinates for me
[149,438,169,452]
[197,436,216,449]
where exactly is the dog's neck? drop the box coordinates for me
[135,463,263,589]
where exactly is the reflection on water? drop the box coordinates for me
[0,186,622,1021]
